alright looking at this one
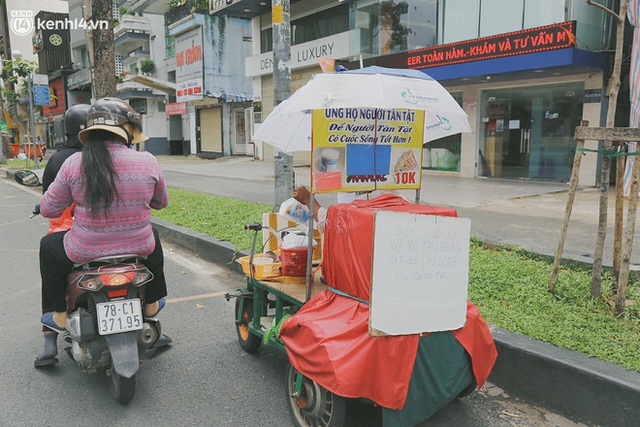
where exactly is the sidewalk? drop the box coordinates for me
[3,155,640,425]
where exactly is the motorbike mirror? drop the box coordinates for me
[14,170,41,187]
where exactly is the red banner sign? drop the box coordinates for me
[407,21,576,69]
[165,102,187,116]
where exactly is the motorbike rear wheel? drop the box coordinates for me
[285,363,346,427]
[110,370,136,404]
[235,296,262,353]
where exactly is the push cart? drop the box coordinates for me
[231,66,498,426]
[227,198,497,427]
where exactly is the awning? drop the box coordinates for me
[206,91,253,102]
[129,75,177,95]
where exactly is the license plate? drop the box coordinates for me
[96,299,143,335]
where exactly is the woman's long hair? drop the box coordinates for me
[81,130,120,216]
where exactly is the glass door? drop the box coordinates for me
[479,83,584,182]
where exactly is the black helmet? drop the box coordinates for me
[78,97,148,145]
[64,104,90,136]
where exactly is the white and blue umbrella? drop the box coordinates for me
[252,66,471,154]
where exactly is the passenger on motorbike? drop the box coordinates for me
[35,98,169,366]
[41,104,90,234]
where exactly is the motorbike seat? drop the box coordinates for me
[73,254,148,269]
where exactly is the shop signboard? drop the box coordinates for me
[406,21,577,69]
[165,101,187,116]
[311,108,424,193]
[175,27,203,102]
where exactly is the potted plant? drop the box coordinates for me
[140,60,156,76]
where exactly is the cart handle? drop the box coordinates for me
[244,223,283,245]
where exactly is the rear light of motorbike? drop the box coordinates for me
[78,276,102,290]
[130,269,153,286]
[99,272,136,287]
[76,268,153,291]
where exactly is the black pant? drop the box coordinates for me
[39,227,167,313]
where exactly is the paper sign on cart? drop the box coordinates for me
[369,211,471,336]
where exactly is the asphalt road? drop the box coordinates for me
[1,177,587,426]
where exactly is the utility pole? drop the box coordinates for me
[272,0,293,210]
[26,73,38,169]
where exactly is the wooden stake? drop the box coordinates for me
[549,121,588,293]
[615,155,640,313]
[613,144,625,288]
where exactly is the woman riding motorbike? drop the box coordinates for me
[35,98,170,366]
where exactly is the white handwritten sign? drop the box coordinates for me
[370,211,470,336]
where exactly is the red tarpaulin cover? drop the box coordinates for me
[279,195,497,410]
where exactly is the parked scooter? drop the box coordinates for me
[30,204,170,404]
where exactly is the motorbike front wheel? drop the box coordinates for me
[285,363,346,427]
[110,370,136,404]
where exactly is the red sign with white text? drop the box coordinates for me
[165,102,187,116]
[407,21,576,69]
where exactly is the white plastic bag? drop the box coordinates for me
[279,197,310,225]
[281,232,317,249]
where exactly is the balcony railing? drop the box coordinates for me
[165,0,209,26]
[115,14,151,37]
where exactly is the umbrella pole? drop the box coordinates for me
[305,193,316,302]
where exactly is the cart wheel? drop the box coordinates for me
[285,363,346,427]
[235,296,261,353]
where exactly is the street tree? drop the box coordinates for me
[89,0,117,99]
[0,58,38,161]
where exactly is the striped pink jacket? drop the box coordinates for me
[40,141,169,263]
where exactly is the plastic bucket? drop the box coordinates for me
[279,246,308,277]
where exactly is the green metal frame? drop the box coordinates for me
[236,276,304,354]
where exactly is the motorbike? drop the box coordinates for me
[30,201,169,404]
[63,253,165,403]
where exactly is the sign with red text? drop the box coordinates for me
[165,101,187,116]
[311,108,424,193]
[175,27,203,102]
[407,21,576,69]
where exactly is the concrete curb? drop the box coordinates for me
[151,217,246,276]
[153,218,640,427]
[489,327,640,426]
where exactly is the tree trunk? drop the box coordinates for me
[590,1,627,296]
[90,0,116,99]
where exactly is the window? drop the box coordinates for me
[356,0,437,55]
[129,98,147,115]
[260,5,349,54]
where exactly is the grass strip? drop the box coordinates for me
[153,187,640,372]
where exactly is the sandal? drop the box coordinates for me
[40,312,66,334]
